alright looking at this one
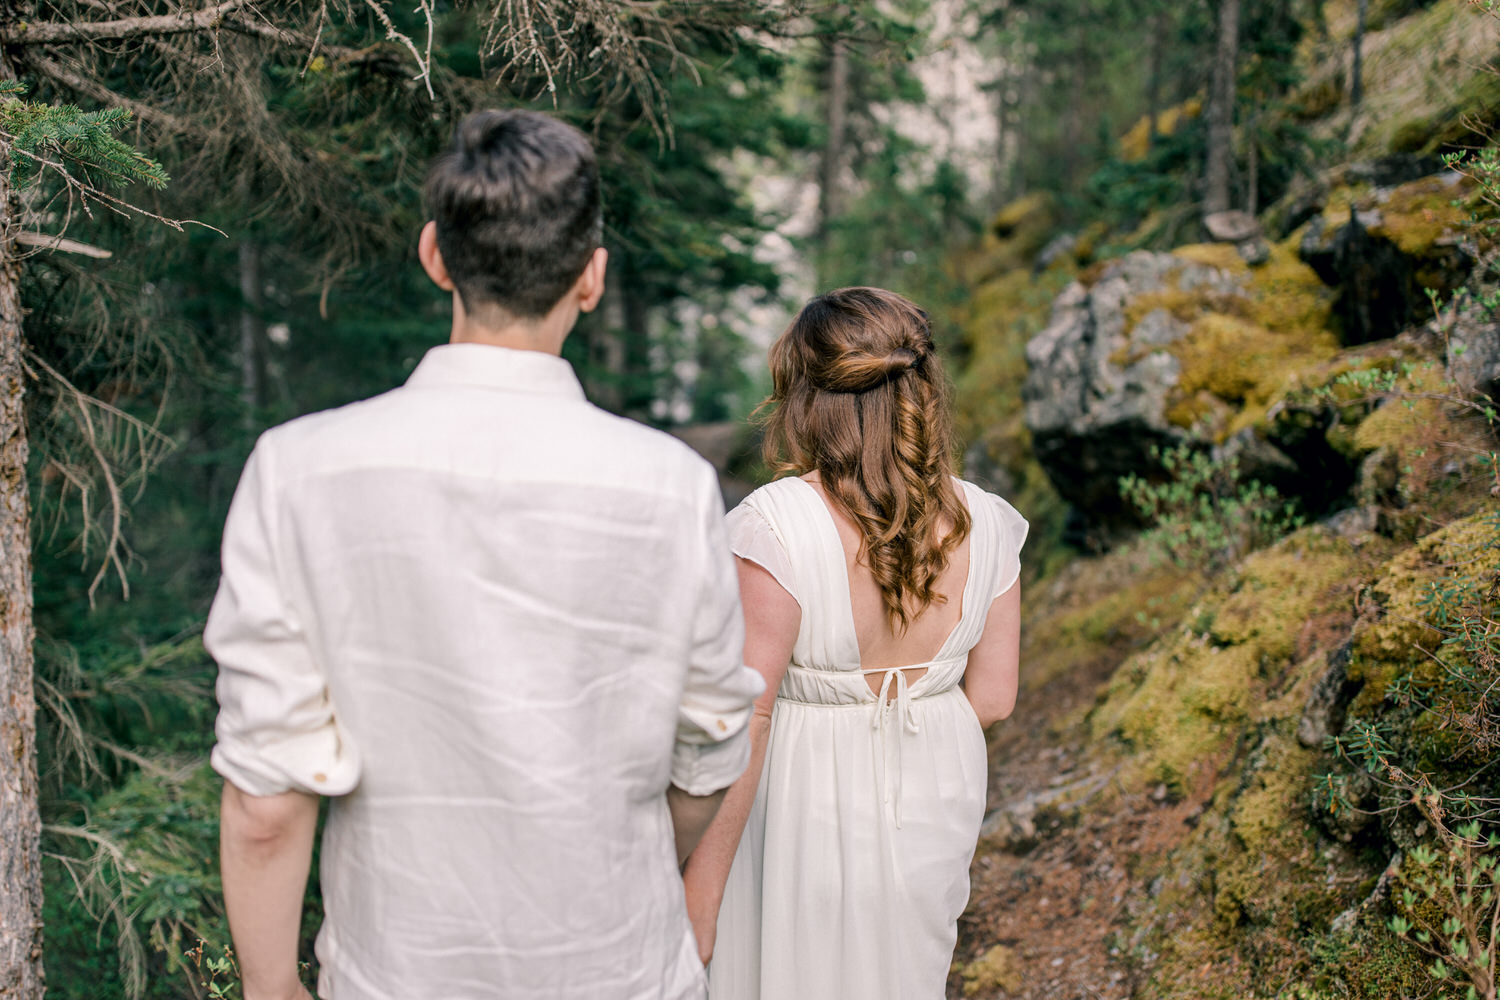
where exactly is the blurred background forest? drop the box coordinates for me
[5,0,1499,997]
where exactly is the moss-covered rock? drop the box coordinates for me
[960,944,1024,996]
[988,193,1061,270]
[1348,508,1499,711]
[1117,98,1204,163]
[1091,529,1362,792]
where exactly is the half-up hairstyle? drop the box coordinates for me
[762,287,970,633]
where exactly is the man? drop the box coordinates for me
[206,109,763,1000]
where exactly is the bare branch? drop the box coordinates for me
[219,11,372,65]
[27,54,197,134]
[4,0,254,45]
[23,349,175,605]
[13,231,112,258]
[356,0,434,97]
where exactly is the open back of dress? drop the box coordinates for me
[709,476,1028,1000]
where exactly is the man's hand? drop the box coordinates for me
[250,986,315,1000]
[220,783,320,1000]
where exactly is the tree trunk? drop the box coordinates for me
[994,50,1021,205]
[1061,33,1088,192]
[237,240,266,436]
[1146,9,1167,146]
[1246,110,1260,215]
[0,43,44,1000]
[619,267,653,422]
[817,32,849,248]
[1350,0,1368,108]
[1203,0,1241,215]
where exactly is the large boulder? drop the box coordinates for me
[1022,251,1244,519]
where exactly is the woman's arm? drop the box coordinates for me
[680,557,799,965]
[963,582,1021,729]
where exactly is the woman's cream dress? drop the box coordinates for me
[709,476,1028,1000]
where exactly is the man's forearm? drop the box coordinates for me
[220,784,320,1000]
[666,784,728,866]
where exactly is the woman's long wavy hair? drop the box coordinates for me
[761,287,970,633]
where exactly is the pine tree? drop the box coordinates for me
[0,3,812,994]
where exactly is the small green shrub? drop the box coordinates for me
[185,941,241,1000]
[1318,507,1500,1000]
[1119,444,1303,574]
[1390,820,1499,1000]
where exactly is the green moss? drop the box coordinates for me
[1290,74,1345,122]
[960,944,1023,996]
[1118,240,1339,441]
[1327,1,1495,158]
[1118,98,1204,162]
[1369,175,1473,256]
[1092,529,1361,792]
[1172,242,1248,274]
[1025,555,1200,690]
[1213,736,1322,927]
[1349,509,1499,709]
[1211,537,1361,664]
[991,192,1056,237]
[954,252,1068,446]
[1243,242,1336,340]
[1309,919,1439,1000]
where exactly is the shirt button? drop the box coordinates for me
[716,720,727,733]
[313,772,328,784]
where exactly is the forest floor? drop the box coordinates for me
[950,636,1211,1000]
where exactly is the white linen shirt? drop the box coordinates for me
[205,343,763,1000]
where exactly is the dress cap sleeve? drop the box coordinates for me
[989,492,1030,600]
[726,500,798,605]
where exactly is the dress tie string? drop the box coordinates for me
[862,666,921,828]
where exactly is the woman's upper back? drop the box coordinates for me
[727,476,1028,675]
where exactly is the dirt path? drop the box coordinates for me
[949,641,1205,1000]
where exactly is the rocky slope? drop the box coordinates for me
[949,3,1500,997]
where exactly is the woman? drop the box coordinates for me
[682,287,1028,999]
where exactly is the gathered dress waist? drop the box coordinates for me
[777,656,968,828]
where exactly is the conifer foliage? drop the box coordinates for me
[0,3,817,996]
[0,81,167,193]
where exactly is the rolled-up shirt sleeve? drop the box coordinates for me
[205,436,360,798]
[671,468,765,796]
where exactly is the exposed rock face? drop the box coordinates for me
[1022,252,1242,518]
[1446,306,1500,401]
[1298,173,1475,345]
[1297,641,1359,750]
[1300,208,1420,344]
[1345,154,1444,188]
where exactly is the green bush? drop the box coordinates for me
[1119,444,1303,574]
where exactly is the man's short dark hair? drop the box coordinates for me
[425,110,602,320]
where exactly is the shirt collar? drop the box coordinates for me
[405,343,586,400]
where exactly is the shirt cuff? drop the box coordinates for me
[670,724,753,798]
[211,716,362,798]
[670,662,764,796]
